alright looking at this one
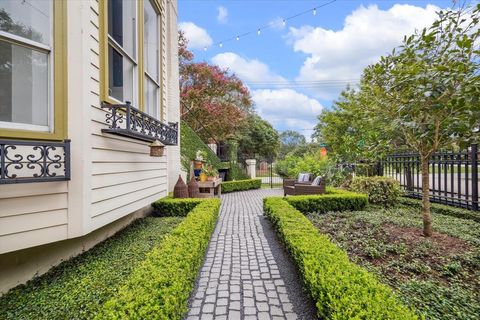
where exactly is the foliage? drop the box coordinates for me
[97,199,220,320]
[180,121,222,173]
[152,198,204,217]
[202,165,218,177]
[278,130,307,158]
[308,203,480,319]
[314,6,480,236]
[263,198,418,319]
[398,197,480,223]
[222,179,262,193]
[237,114,280,161]
[179,32,253,142]
[284,188,368,214]
[275,153,351,187]
[0,217,183,320]
[350,176,404,207]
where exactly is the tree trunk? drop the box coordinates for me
[421,156,433,237]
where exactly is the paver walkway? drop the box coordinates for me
[186,189,316,320]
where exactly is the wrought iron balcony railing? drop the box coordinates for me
[0,139,71,184]
[101,102,178,145]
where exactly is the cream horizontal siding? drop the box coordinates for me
[87,0,167,231]
[0,183,68,253]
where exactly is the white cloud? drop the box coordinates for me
[178,22,212,50]
[211,53,322,137]
[252,89,323,135]
[288,4,441,99]
[217,6,228,24]
[212,52,286,83]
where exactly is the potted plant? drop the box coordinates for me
[194,150,207,169]
[203,165,218,181]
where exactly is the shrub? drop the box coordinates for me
[350,176,403,206]
[285,188,368,214]
[222,178,262,193]
[398,197,480,223]
[263,198,418,319]
[152,197,204,216]
[97,199,220,320]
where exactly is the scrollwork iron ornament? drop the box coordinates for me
[100,102,178,145]
[0,140,71,184]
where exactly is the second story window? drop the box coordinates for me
[144,0,160,119]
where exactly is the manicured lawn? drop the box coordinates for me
[0,217,183,320]
[308,204,480,319]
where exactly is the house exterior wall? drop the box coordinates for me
[0,0,179,293]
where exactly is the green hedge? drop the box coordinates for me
[350,176,403,206]
[152,197,204,216]
[285,188,368,214]
[181,121,222,173]
[222,178,262,193]
[399,197,480,222]
[263,198,418,319]
[97,199,220,320]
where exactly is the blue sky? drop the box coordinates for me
[178,0,455,138]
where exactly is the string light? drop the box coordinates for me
[203,46,207,51]
[204,0,337,50]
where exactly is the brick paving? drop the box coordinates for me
[185,189,315,320]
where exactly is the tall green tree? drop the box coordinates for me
[362,6,480,236]
[237,114,280,161]
[278,130,306,158]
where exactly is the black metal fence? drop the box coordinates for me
[382,144,478,211]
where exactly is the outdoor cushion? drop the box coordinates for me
[311,176,322,186]
[297,173,306,182]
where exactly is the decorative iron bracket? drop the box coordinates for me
[0,139,71,184]
[100,102,178,145]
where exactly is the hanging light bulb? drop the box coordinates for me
[203,46,207,51]
[313,8,317,16]
[257,28,261,35]
[219,42,223,48]
[282,19,286,27]
[236,35,240,41]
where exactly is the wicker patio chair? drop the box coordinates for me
[283,177,326,196]
[283,173,314,189]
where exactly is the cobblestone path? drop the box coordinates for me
[185,189,316,320]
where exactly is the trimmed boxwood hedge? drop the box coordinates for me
[97,198,220,320]
[350,176,403,207]
[152,197,204,216]
[263,197,418,319]
[398,197,480,222]
[285,188,368,214]
[222,178,262,193]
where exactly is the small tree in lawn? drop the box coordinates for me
[363,6,480,236]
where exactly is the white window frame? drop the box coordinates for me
[107,1,138,106]
[0,2,54,133]
[144,0,161,120]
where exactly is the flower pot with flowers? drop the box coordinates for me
[203,165,219,181]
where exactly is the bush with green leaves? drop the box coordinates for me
[275,153,351,187]
[263,197,418,319]
[285,188,368,214]
[222,178,261,193]
[97,198,220,319]
[152,198,204,216]
[350,176,403,206]
[0,217,183,320]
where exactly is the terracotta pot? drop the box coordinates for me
[207,176,214,181]
[199,173,207,182]
[194,161,203,169]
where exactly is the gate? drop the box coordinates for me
[256,160,283,188]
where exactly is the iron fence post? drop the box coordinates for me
[471,144,478,211]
